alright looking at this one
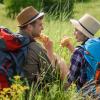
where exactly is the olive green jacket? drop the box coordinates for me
[19,30,56,85]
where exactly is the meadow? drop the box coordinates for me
[0,0,100,62]
[0,0,100,99]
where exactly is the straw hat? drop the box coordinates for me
[70,14,100,38]
[16,6,44,27]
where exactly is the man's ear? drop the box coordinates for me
[27,24,33,32]
[24,24,34,37]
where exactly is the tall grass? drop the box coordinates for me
[0,0,100,99]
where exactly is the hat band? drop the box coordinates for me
[78,21,94,36]
[21,13,39,26]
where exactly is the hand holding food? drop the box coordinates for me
[36,34,55,66]
[36,34,48,43]
[60,36,74,52]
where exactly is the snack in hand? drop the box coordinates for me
[60,36,72,47]
[36,34,48,43]
[60,36,74,52]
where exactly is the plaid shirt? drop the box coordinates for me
[67,46,88,89]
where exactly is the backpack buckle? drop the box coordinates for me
[85,51,90,55]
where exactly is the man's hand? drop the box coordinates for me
[36,33,53,53]
[43,37,53,52]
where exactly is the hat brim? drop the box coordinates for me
[18,12,44,27]
[29,12,44,24]
[70,19,94,38]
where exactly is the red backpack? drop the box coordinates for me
[0,27,31,89]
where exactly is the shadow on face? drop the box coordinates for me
[74,28,88,42]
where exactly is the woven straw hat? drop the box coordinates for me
[70,14,100,38]
[16,6,44,27]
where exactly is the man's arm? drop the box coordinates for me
[43,37,69,80]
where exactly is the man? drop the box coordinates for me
[16,6,57,85]
[0,6,66,89]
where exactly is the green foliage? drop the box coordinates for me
[43,0,74,19]
[0,0,100,99]
[4,0,74,19]
[4,0,42,19]
[0,0,3,3]
[75,0,92,2]
[4,0,22,18]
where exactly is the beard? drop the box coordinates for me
[32,32,41,38]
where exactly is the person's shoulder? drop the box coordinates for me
[29,42,41,48]
[73,46,84,55]
[71,46,84,60]
[28,42,44,52]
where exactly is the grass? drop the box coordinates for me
[0,0,100,99]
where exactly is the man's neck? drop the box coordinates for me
[19,29,35,42]
[19,29,29,35]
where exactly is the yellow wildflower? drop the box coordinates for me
[14,75,20,80]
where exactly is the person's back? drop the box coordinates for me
[22,38,55,84]
[67,41,90,89]
[78,37,100,98]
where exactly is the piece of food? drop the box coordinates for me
[60,36,74,52]
[60,36,72,47]
[36,34,48,43]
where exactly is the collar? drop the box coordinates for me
[81,38,89,45]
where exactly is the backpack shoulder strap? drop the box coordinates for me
[8,47,28,78]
